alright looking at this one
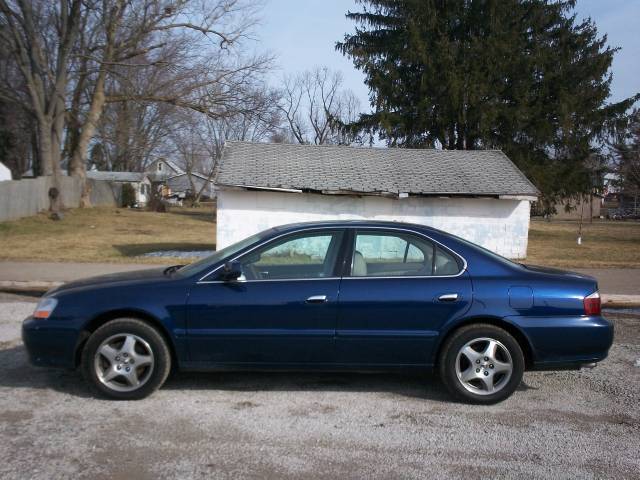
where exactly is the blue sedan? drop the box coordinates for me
[22,221,613,403]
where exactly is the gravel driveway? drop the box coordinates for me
[1,294,638,479]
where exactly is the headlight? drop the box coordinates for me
[33,297,58,319]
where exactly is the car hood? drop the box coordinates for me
[47,267,170,296]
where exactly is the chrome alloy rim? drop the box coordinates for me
[455,337,513,396]
[94,333,154,392]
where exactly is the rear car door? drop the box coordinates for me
[336,228,473,366]
[187,229,345,366]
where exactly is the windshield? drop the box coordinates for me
[176,230,272,277]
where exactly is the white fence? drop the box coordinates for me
[0,176,117,222]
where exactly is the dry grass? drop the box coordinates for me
[526,218,640,269]
[1,207,638,268]
[0,206,216,264]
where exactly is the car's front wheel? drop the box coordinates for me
[439,324,524,404]
[81,318,171,400]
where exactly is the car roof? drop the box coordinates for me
[272,219,441,233]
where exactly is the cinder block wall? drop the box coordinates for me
[216,190,531,259]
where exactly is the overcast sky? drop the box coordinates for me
[258,0,640,109]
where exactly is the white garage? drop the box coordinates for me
[215,142,539,259]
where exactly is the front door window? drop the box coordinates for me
[236,231,344,280]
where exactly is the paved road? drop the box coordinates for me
[1,261,639,294]
[0,293,638,479]
[574,269,640,295]
[0,261,165,282]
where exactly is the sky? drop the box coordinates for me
[257,0,640,110]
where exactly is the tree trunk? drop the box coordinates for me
[70,68,108,208]
[38,117,54,177]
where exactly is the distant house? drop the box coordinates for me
[215,142,539,259]
[166,172,216,200]
[145,158,184,182]
[87,171,151,206]
[550,195,602,220]
[0,161,12,181]
[144,158,215,201]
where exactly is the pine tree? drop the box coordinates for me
[337,0,638,203]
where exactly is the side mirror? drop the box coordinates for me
[221,260,242,281]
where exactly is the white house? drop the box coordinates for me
[145,158,184,181]
[214,142,539,259]
[0,161,12,181]
[145,158,215,200]
[87,171,151,206]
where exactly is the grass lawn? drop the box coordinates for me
[0,206,216,264]
[0,207,639,268]
[526,218,640,269]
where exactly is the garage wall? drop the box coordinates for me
[216,189,532,259]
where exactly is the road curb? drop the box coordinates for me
[0,280,63,294]
[601,294,640,308]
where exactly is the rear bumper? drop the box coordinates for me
[506,314,614,370]
[22,316,79,369]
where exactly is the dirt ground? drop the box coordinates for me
[527,218,640,269]
[0,295,638,479]
[0,206,216,264]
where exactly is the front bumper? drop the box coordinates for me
[506,314,614,370]
[22,316,79,369]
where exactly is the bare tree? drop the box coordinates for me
[278,67,361,145]
[0,0,83,211]
[1,0,272,211]
[168,84,283,205]
[611,111,640,212]
[0,40,36,178]
[64,0,272,206]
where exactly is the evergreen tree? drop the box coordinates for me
[337,0,638,204]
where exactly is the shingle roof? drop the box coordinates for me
[145,158,185,175]
[216,142,539,198]
[87,171,147,182]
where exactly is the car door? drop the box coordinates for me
[336,228,473,366]
[187,229,345,365]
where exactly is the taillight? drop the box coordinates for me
[583,291,601,316]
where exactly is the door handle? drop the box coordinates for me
[438,293,459,302]
[306,295,328,304]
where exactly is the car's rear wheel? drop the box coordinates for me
[438,324,524,404]
[81,318,171,400]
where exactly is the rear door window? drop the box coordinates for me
[350,231,461,277]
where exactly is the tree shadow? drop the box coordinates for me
[163,370,452,402]
[167,209,216,224]
[0,345,94,399]
[112,242,216,257]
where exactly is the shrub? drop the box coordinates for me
[121,183,136,208]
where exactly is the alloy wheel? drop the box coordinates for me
[454,337,513,395]
[93,333,155,392]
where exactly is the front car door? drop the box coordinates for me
[186,229,345,366]
[336,228,473,367]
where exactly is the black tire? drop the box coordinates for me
[81,318,171,400]
[438,323,525,404]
